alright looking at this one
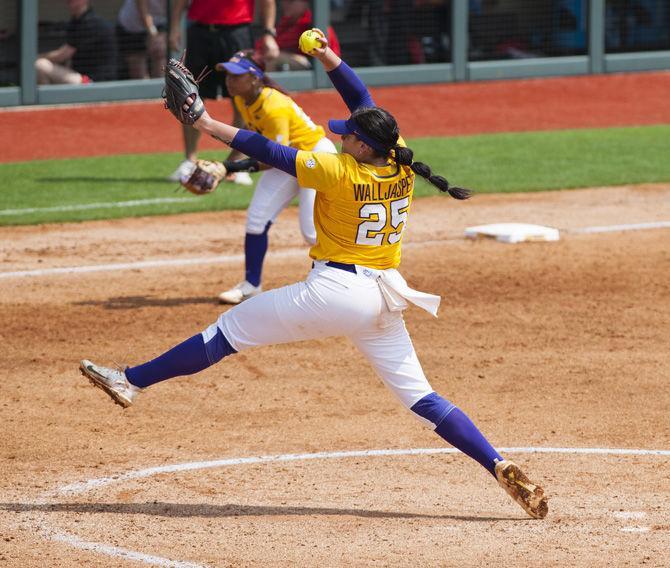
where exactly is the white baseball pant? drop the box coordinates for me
[246,137,337,245]
[203,261,435,413]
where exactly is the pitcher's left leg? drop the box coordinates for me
[351,313,548,518]
[350,313,433,411]
[351,313,502,475]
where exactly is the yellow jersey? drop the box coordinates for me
[295,138,415,269]
[233,87,325,151]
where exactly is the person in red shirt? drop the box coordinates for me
[167,0,280,182]
[262,0,340,71]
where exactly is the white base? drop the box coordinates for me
[464,223,560,244]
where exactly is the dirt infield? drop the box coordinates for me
[1,69,669,566]
[1,185,669,566]
[1,70,669,163]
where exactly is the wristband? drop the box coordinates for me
[262,28,277,38]
[223,158,260,173]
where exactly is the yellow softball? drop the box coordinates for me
[298,29,323,54]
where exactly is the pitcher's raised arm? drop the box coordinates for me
[299,28,375,111]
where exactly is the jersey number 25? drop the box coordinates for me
[356,197,409,246]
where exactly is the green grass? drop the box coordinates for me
[411,124,670,195]
[1,125,668,226]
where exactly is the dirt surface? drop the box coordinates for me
[1,185,669,567]
[1,71,669,163]
[1,68,669,566]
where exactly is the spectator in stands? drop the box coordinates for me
[34,0,117,84]
[385,0,450,65]
[606,0,654,51]
[262,0,341,71]
[116,0,167,79]
[167,0,279,183]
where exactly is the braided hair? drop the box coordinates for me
[349,107,472,200]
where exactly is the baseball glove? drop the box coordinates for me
[163,55,208,125]
[181,160,227,195]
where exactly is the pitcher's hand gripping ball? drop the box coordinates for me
[180,160,227,195]
[163,55,207,125]
[298,29,325,54]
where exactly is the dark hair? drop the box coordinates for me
[238,50,290,96]
[350,107,473,200]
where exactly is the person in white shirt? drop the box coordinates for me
[116,0,167,79]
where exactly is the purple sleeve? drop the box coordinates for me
[327,61,375,112]
[230,130,297,177]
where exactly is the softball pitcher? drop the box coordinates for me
[80,33,548,519]
[216,51,336,304]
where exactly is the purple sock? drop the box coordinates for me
[125,331,236,388]
[411,392,503,476]
[244,222,271,287]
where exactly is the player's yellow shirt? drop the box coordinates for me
[295,139,415,269]
[234,87,324,151]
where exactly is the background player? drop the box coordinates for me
[215,51,336,304]
[80,30,548,520]
[167,0,279,183]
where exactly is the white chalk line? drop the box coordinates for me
[26,445,667,567]
[571,221,670,234]
[55,446,670,496]
[620,527,651,533]
[0,197,197,216]
[613,511,647,520]
[613,511,650,533]
[2,220,669,281]
[39,520,203,568]
[0,240,444,280]
[0,251,249,279]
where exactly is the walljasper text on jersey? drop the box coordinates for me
[352,177,413,201]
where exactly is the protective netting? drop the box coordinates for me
[331,0,670,66]
[332,0,454,66]
[605,0,670,53]
[1,0,668,89]
[332,0,577,65]
[35,0,168,84]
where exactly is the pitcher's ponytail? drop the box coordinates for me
[405,155,472,200]
[351,106,473,200]
[390,144,472,200]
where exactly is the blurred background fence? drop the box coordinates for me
[0,0,668,107]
